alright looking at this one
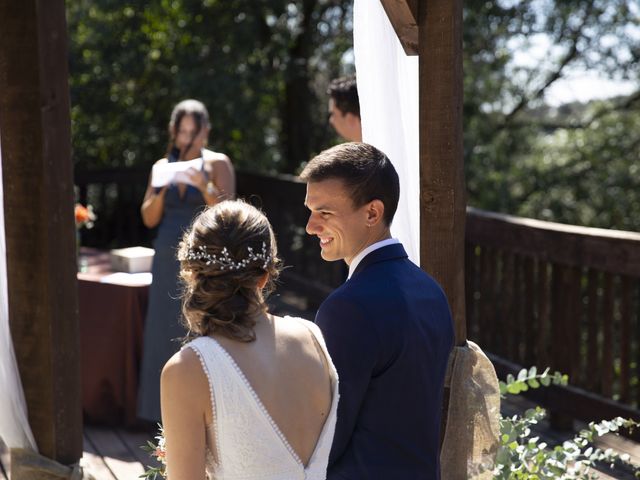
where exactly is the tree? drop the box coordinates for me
[67,0,353,174]
[68,1,640,231]
[462,0,640,231]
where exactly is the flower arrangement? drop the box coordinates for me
[74,203,96,230]
[140,424,167,479]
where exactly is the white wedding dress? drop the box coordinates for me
[185,317,339,480]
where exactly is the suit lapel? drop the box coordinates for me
[351,244,408,278]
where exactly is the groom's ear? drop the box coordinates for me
[365,199,385,227]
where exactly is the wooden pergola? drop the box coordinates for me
[0,0,464,474]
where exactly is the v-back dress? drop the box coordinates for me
[184,317,339,480]
[138,167,208,422]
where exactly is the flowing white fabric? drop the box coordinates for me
[353,0,420,265]
[0,135,37,450]
[184,318,339,480]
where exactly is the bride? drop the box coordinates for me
[160,200,339,479]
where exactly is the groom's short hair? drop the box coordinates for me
[300,142,400,226]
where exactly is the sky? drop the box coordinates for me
[508,31,638,107]
[545,75,637,107]
[505,0,639,107]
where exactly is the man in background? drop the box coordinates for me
[327,75,362,142]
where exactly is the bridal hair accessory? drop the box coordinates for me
[181,242,272,271]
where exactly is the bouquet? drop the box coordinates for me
[74,203,96,230]
[140,424,167,479]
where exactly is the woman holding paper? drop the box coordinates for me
[138,99,236,423]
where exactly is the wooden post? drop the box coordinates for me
[0,0,82,465]
[418,0,466,343]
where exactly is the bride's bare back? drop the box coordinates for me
[211,314,333,465]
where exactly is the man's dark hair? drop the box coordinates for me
[300,143,400,226]
[327,75,360,118]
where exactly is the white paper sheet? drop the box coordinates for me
[150,158,203,188]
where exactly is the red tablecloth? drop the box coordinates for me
[78,248,150,426]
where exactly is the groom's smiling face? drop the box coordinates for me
[304,178,372,265]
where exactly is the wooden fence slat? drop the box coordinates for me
[586,269,600,393]
[568,266,583,383]
[513,254,525,364]
[479,247,495,351]
[619,275,632,404]
[550,265,568,377]
[502,251,516,359]
[601,274,615,398]
[523,256,535,366]
[537,262,551,368]
[634,280,640,407]
[465,243,477,338]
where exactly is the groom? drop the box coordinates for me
[301,142,454,479]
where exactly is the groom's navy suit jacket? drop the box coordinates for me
[316,243,454,479]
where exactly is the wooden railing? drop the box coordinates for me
[465,207,640,434]
[74,168,151,248]
[76,168,640,432]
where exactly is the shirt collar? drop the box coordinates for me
[347,238,401,279]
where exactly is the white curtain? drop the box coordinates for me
[353,0,420,265]
[0,134,37,450]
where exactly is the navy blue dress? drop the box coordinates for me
[137,179,207,422]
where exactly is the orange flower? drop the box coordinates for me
[75,204,90,223]
[75,203,96,229]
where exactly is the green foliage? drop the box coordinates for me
[493,368,640,479]
[68,1,640,230]
[498,366,568,395]
[67,1,353,174]
[463,0,640,232]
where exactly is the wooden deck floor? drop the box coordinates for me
[81,425,160,479]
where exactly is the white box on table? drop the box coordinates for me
[109,247,155,273]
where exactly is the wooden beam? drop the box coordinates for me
[0,0,82,464]
[380,0,419,55]
[418,0,466,343]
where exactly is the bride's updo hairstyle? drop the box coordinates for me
[177,200,281,342]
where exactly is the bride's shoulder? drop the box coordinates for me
[161,346,208,392]
[163,346,201,375]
